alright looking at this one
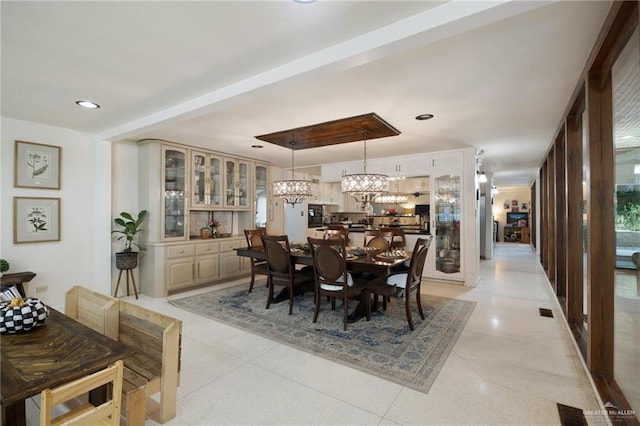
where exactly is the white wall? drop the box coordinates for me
[1,117,109,309]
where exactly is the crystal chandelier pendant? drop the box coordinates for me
[272,136,313,206]
[341,131,389,203]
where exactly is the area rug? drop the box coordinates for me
[170,281,475,394]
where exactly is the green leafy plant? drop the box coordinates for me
[0,259,9,274]
[112,210,148,253]
[617,204,640,231]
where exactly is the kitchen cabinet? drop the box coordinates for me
[430,172,463,280]
[195,242,220,283]
[166,244,195,291]
[224,158,250,209]
[219,238,244,280]
[429,151,464,169]
[254,163,268,228]
[191,150,223,209]
[320,161,361,183]
[368,154,430,178]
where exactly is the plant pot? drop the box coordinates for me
[116,252,138,270]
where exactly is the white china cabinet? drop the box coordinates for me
[191,150,223,209]
[224,158,250,209]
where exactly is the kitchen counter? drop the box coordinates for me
[314,226,429,235]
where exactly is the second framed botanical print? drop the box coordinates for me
[14,140,61,189]
[13,197,61,244]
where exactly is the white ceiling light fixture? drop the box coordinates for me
[272,136,313,206]
[492,186,499,194]
[478,171,488,183]
[341,130,389,203]
[634,164,640,175]
[75,100,100,109]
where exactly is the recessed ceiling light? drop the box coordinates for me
[293,0,316,3]
[415,114,434,121]
[251,145,263,149]
[75,100,100,109]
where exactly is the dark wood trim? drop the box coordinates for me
[566,107,585,326]
[530,183,536,249]
[540,161,547,271]
[547,145,557,291]
[586,68,615,376]
[591,374,640,426]
[555,131,567,299]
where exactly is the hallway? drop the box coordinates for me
[27,243,607,425]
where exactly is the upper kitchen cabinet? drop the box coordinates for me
[368,154,430,178]
[320,161,361,182]
[138,140,188,242]
[191,150,223,209]
[428,151,465,169]
[224,158,250,209]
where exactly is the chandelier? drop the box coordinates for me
[272,137,313,206]
[375,181,408,204]
[341,131,389,203]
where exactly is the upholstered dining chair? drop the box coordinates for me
[40,360,124,426]
[261,234,315,315]
[367,237,432,330]
[307,237,369,331]
[244,228,268,293]
[365,235,389,251]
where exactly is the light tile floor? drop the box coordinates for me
[26,243,609,425]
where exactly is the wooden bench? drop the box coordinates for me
[65,285,119,339]
[117,300,182,425]
[64,286,182,424]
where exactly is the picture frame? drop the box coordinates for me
[14,140,61,189]
[503,200,511,210]
[13,197,61,244]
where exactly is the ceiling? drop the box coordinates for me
[1,1,614,187]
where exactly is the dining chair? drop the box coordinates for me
[366,235,389,251]
[307,237,369,331]
[367,237,432,330]
[323,227,349,244]
[40,360,124,426]
[381,227,406,249]
[363,229,380,246]
[261,234,315,315]
[244,228,269,292]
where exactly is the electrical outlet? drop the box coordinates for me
[35,286,48,293]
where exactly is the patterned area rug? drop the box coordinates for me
[170,281,475,394]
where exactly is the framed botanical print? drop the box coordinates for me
[14,140,61,189]
[13,197,61,244]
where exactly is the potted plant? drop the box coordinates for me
[0,259,9,277]
[112,210,148,270]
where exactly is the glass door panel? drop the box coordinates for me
[191,152,206,207]
[164,148,186,239]
[209,156,221,206]
[225,159,236,206]
[238,161,249,207]
[255,164,267,228]
[434,174,461,274]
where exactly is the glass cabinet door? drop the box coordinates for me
[255,164,268,228]
[238,160,249,208]
[209,155,221,206]
[433,174,461,274]
[225,159,236,206]
[163,147,187,239]
[191,152,206,207]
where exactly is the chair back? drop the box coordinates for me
[245,228,266,248]
[308,237,350,291]
[405,237,432,291]
[363,229,380,246]
[366,236,389,251]
[323,227,349,242]
[40,360,124,426]
[261,234,293,283]
[381,227,406,249]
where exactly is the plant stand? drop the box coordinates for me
[114,267,138,299]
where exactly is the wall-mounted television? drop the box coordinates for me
[506,212,528,227]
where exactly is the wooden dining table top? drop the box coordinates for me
[236,246,409,275]
[1,307,134,407]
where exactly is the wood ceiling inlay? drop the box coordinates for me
[255,112,401,150]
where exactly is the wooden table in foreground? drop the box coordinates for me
[1,308,134,426]
[235,246,409,276]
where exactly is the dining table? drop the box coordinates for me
[235,245,409,276]
[1,308,134,426]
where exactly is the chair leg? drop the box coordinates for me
[248,265,256,293]
[288,285,294,315]
[416,288,425,320]
[266,279,274,309]
[313,292,320,323]
[343,296,348,331]
[405,295,415,331]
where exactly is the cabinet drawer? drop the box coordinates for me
[219,239,242,252]
[166,244,195,259]
[196,242,220,255]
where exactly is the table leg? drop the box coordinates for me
[2,400,27,426]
